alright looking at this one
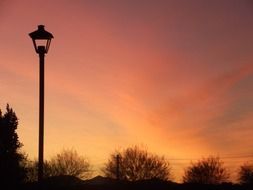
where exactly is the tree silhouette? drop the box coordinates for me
[103,146,171,181]
[238,163,253,185]
[183,156,229,184]
[0,104,26,185]
[27,149,91,181]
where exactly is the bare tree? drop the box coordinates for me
[49,149,92,179]
[183,156,229,184]
[238,163,253,185]
[26,149,91,181]
[103,146,171,181]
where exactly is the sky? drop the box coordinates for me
[1,0,253,182]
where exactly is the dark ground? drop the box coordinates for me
[12,176,252,190]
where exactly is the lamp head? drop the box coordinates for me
[29,25,54,54]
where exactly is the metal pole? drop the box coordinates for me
[38,49,45,182]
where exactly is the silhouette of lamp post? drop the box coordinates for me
[29,25,53,182]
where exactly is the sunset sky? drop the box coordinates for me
[1,0,253,181]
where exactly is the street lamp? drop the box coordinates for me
[29,25,53,182]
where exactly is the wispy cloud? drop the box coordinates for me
[146,62,253,153]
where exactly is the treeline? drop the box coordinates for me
[0,105,253,188]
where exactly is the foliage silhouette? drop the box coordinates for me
[26,149,91,181]
[103,145,171,181]
[238,162,253,185]
[0,104,27,186]
[26,160,54,182]
[183,156,229,184]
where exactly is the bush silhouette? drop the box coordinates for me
[183,156,229,184]
[27,149,91,181]
[238,162,253,185]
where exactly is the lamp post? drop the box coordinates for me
[29,25,53,182]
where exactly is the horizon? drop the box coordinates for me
[1,0,253,182]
